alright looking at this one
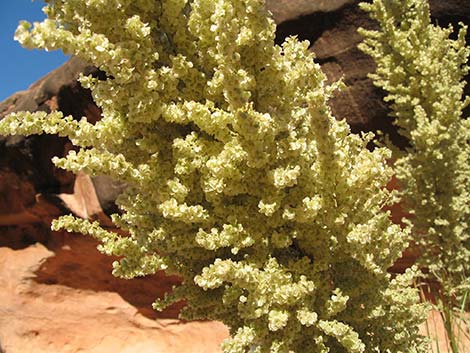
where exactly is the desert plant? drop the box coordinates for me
[0,1,428,352]
[359,0,470,351]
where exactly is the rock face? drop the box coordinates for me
[0,1,469,352]
[275,0,470,145]
[0,243,228,353]
[266,0,356,23]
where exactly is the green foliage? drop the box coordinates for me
[0,1,428,352]
[359,0,470,300]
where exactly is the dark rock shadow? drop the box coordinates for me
[33,230,184,320]
[0,224,50,250]
[275,4,350,46]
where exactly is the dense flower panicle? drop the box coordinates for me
[0,0,427,352]
[359,0,470,298]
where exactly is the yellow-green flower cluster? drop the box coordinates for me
[359,0,470,299]
[0,1,427,352]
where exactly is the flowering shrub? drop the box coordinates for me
[359,0,470,301]
[0,1,427,352]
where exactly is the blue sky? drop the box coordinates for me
[0,0,70,102]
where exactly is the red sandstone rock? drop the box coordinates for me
[0,243,228,353]
[266,0,355,23]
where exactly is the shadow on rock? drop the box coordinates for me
[33,230,184,320]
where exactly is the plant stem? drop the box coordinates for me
[441,301,460,353]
